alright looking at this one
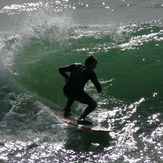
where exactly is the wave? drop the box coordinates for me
[1,15,163,102]
[0,19,162,125]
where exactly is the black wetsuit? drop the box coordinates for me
[59,63,102,119]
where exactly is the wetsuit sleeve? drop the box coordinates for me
[58,64,75,80]
[90,71,102,93]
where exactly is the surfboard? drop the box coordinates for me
[62,117,112,132]
[46,107,112,132]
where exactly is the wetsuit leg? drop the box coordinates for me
[63,85,74,117]
[76,91,97,119]
[64,98,74,113]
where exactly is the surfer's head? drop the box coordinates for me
[84,55,97,69]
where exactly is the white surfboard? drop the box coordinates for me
[46,107,112,132]
[63,116,112,132]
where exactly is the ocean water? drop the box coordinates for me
[0,0,163,162]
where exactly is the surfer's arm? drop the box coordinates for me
[59,64,75,80]
[59,66,70,80]
[90,72,102,93]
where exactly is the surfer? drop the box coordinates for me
[59,55,102,125]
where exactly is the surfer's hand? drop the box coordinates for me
[65,78,69,82]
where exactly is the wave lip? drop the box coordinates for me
[0,2,46,14]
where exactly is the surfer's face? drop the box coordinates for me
[89,62,97,69]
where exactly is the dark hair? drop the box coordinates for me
[84,55,97,66]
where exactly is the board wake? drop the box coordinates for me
[47,107,112,132]
[63,116,112,132]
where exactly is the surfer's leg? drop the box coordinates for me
[64,98,74,117]
[77,92,97,125]
[80,97,97,119]
[63,86,74,117]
